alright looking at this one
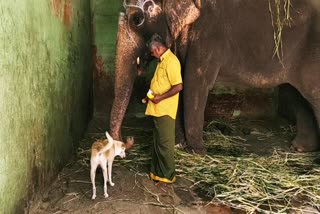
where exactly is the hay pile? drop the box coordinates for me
[175,121,320,213]
[176,150,320,213]
[78,120,320,213]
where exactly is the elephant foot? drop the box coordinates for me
[290,133,320,152]
[175,130,187,148]
[175,135,207,155]
[184,145,207,155]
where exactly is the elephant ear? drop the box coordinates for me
[164,0,200,40]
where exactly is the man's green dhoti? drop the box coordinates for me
[150,115,176,183]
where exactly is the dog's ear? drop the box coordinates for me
[125,136,134,150]
[105,131,114,144]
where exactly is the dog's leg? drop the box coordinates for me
[101,161,109,198]
[107,159,115,186]
[90,161,98,200]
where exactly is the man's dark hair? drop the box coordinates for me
[147,33,166,49]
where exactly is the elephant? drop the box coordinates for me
[110,0,320,154]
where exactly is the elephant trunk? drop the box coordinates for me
[110,13,143,140]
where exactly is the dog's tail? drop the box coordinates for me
[98,131,114,154]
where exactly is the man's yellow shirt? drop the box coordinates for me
[145,49,182,119]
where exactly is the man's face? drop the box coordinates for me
[150,46,161,59]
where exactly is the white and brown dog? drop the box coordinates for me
[90,131,133,199]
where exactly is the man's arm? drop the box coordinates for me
[151,83,183,104]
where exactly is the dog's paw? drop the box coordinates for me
[92,195,96,200]
[109,182,115,186]
[104,193,109,198]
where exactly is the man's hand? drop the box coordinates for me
[150,94,161,104]
[142,97,148,104]
[150,84,183,104]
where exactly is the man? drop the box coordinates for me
[143,34,183,185]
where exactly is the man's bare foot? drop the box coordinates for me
[155,181,168,187]
[154,181,172,192]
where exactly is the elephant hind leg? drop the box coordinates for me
[290,106,320,152]
[279,84,320,152]
[292,37,320,151]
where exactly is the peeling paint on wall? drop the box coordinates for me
[91,0,122,117]
[63,0,73,26]
[50,0,74,27]
[51,0,62,17]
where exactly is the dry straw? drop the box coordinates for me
[78,119,320,213]
[268,0,293,64]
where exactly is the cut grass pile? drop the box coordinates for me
[78,119,320,213]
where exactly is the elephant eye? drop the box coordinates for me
[130,12,145,27]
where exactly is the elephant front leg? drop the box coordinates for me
[183,85,209,155]
[175,101,187,147]
[181,38,222,154]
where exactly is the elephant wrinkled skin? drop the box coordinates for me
[110,0,320,154]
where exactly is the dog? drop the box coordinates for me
[90,131,133,199]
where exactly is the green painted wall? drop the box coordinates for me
[91,0,121,117]
[92,0,121,70]
[0,0,92,213]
